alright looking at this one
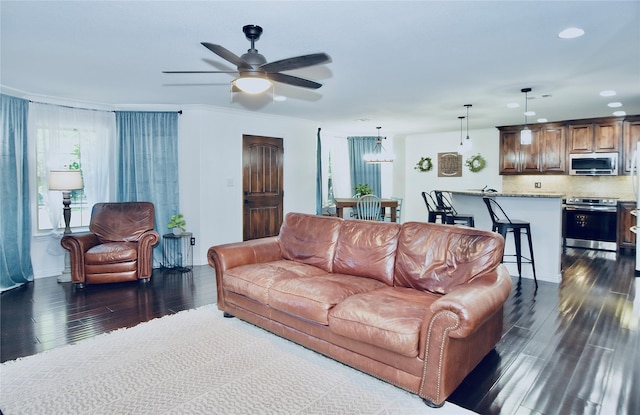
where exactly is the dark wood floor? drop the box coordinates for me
[1,248,638,415]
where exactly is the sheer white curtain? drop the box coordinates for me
[28,103,115,242]
[321,133,351,201]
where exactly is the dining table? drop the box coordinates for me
[333,197,399,222]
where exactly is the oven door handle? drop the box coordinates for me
[564,206,617,213]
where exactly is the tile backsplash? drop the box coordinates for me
[502,175,633,201]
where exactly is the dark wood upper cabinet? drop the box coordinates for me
[567,118,621,153]
[498,127,540,174]
[622,116,640,174]
[539,123,566,172]
[498,115,632,175]
[498,124,563,174]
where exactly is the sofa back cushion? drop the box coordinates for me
[279,213,343,273]
[333,220,401,286]
[394,222,504,294]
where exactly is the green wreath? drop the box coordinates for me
[414,156,433,172]
[465,154,486,173]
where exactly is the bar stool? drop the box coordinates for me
[432,191,475,227]
[421,192,447,224]
[483,197,537,288]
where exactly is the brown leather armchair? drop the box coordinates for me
[61,202,160,288]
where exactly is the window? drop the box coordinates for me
[29,102,116,233]
[35,128,89,231]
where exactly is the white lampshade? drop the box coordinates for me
[520,127,532,145]
[48,170,83,191]
[233,77,272,94]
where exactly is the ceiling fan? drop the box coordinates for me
[163,25,331,94]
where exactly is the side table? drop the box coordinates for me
[162,232,194,272]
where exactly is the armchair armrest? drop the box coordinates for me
[61,233,100,284]
[136,230,160,278]
[427,264,512,338]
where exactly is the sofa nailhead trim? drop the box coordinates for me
[419,310,460,403]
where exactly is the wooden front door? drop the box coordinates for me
[242,135,284,241]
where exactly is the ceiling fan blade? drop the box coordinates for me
[163,70,239,74]
[260,53,331,73]
[201,42,252,70]
[267,73,323,89]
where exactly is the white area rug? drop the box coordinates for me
[0,305,475,414]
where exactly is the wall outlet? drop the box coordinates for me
[534,182,541,188]
[190,237,196,246]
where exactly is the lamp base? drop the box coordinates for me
[57,249,72,283]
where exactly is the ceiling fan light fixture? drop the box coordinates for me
[233,76,272,94]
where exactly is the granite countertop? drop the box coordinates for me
[447,190,564,198]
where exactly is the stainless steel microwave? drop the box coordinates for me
[569,152,618,176]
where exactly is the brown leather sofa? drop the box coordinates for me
[208,212,512,407]
[61,202,159,288]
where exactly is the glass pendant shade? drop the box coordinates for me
[520,88,533,145]
[520,127,532,145]
[233,77,272,94]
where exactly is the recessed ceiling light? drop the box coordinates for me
[273,95,286,102]
[537,118,548,123]
[507,103,520,109]
[613,111,626,116]
[558,27,585,39]
[524,111,536,116]
[600,90,616,97]
[607,102,622,108]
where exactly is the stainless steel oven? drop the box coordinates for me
[563,197,618,251]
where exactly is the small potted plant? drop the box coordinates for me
[167,213,186,235]
[354,183,373,197]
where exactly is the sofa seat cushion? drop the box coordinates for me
[223,260,327,305]
[328,287,439,357]
[85,242,138,265]
[269,274,387,325]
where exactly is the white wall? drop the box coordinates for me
[402,127,502,224]
[177,105,318,266]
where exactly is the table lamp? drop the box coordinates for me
[48,169,83,282]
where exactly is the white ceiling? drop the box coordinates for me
[1,1,639,137]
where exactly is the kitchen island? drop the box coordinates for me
[446,190,564,284]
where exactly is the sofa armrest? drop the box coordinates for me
[427,264,512,339]
[207,236,282,272]
[207,237,283,310]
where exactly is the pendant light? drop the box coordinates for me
[520,88,532,145]
[463,104,473,152]
[363,126,395,164]
[457,116,466,154]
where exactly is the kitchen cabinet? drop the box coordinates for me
[498,127,540,174]
[567,118,621,153]
[622,115,640,174]
[618,201,636,253]
[539,123,566,172]
[498,123,565,174]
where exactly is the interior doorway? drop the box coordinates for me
[242,134,284,240]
